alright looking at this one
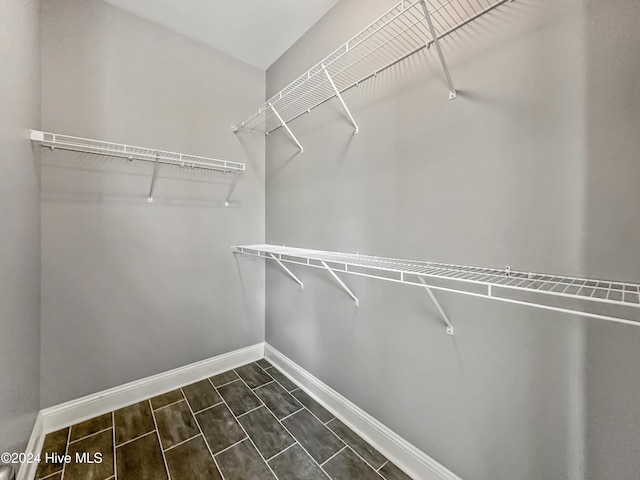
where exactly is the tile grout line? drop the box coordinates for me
[162,433,202,453]
[211,437,248,458]
[112,411,117,480]
[68,426,113,445]
[345,445,387,480]
[320,445,348,466]
[153,398,186,413]
[38,470,63,480]
[240,361,339,479]
[254,361,271,374]
[229,375,285,480]
[325,422,389,476]
[180,387,229,480]
[60,425,72,480]
[210,377,240,389]
[377,459,389,472]
[263,441,298,463]
[235,404,265,419]
[252,379,275,391]
[115,430,156,449]
[270,407,336,480]
[255,361,297,393]
[291,396,381,473]
[148,399,172,480]
[255,360,388,478]
[192,400,224,416]
[267,370,389,476]
[279,406,304,422]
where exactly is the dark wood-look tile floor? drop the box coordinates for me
[35,360,414,480]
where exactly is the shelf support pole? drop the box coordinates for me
[224,171,241,207]
[147,153,160,203]
[320,261,359,306]
[269,254,304,289]
[269,102,304,153]
[419,0,457,100]
[322,64,359,134]
[418,276,454,335]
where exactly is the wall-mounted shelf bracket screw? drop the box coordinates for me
[269,253,304,289]
[322,63,360,135]
[420,0,457,100]
[418,276,454,335]
[321,261,359,306]
[269,102,304,153]
[147,153,160,203]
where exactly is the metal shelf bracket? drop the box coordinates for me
[322,64,359,134]
[269,102,304,153]
[418,276,454,335]
[419,0,457,100]
[320,261,359,306]
[232,245,640,330]
[31,130,245,205]
[269,253,304,289]
[225,171,242,207]
[147,153,160,203]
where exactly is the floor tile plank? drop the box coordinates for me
[196,403,246,455]
[154,400,200,450]
[114,401,156,445]
[116,432,168,480]
[281,409,344,464]
[215,439,276,480]
[322,447,382,480]
[35,427,69,479]
[237,406,295,459]
[210,370,239,387]
[327,419,387,469]
[234,364,273,389]
[379,461,414,480]
[268,444,329,480]
[182,379,222,413]
[65,429,114,480]
[164,436,222,480]
[150,389,184,410]
[266,367,297,392]
[69,413,112,442]
[254,381,302,420]
[256,359,272,369]
[291,389,334,423]
[217,379,263,416]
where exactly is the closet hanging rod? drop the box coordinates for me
[30,130,245,173]
[233,0,512,136]
[233,244,640,330]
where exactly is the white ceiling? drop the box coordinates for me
[102,0,340,69]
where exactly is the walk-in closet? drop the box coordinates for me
[2,0,639,479]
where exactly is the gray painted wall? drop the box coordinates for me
[40,0,265,407]
[583,1,640,479]
[0,0,41,454]
[264,1,640,479]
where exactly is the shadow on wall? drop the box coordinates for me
[38,148,241,208]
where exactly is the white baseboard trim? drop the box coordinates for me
[39,342,264,435]
[17,413,44,480]
[265,343,463,480]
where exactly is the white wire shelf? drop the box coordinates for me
[31,130,245,205]
[233,244,640,332]
[233,0,511,143]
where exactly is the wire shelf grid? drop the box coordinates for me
[31,130,245,173]
[234,0,511,134]
[233,244,640,327]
